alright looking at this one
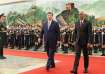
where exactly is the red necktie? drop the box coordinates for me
[80,20,83,27]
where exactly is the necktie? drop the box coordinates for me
[80,21,83,27]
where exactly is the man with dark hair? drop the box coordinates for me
[0,13,7,59]
[70,12,92,74]
[40,12,60,71]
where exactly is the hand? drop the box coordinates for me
[87,43,91,48]
[72,42,76,45]
[38,38,42,43]
[57,41,60,44]
[57,41,60,47]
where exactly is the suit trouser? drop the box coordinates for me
[45,41,55,68]
[46,49,55,67]
[73,44,89,71]
[0,45,3,57]
[0,36,5,57]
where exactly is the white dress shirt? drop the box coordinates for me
[48,20,52,30]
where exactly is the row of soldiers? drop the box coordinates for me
[3,23,105,56]
[3,24,105,56]
[5,24,42,51]
[60,26,105,56]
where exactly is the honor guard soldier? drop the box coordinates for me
[88,30,94,55]
[93,29,100,53]
[9,29,15,49]
[69,29,75,51]
[63,27,70,53]
[24,29,30,50]
[34,29,40,51]
[101,29,105,56]
[0,13,7,59]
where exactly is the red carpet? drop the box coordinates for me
[4,49,105,74]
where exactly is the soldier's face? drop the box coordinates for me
[47,14,53,21]
[0,16,6,22]
[66,4,71,10]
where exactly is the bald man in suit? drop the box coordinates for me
[70,12,92,74]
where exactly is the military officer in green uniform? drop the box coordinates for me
[0,13,7,59]
[56,3,71,26]
[56,3,79,26]
[67,3,79,25]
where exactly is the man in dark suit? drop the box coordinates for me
[70,12,92,74]
[40,12,60,71]
[0,14,7,59]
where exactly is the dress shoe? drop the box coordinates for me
[70,70,77,74]
[0,56,6,59]
[84,69,88,73]
[51,65,55,68]
[46,66,50,71]
[101,54,105,56]
[63,51,68,54]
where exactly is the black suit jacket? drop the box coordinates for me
[74,20,92,46]
[41,20,60,49]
